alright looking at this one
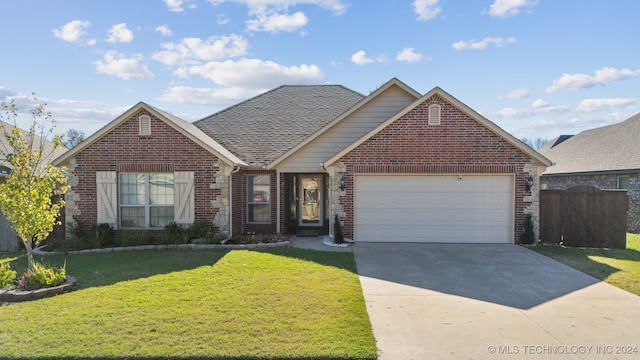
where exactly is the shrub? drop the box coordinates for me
[116,229,151,247]
[86,223,115,248]
[521,214,536,245]
[334,214,344,244]
[24,261,66,288]
[0,262,17,288]
[164,222,190,244]
[188,221,216,242]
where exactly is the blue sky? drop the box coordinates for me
[1,0,639,142]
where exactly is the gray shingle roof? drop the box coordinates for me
[540,112,640,175]
[193,85,365,166]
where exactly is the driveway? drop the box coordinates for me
[353,243,640,360]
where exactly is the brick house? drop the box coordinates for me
[53,78,551,243]
[540,113,640,232]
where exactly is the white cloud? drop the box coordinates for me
[52,20,91,43]
[531,98,549,108]
[217,14,230,24]
[350,50,385,65]
[500,88,530,100]
[152,35,249,66]
[412,0,441,21]
[155,25,173,37]
[246,11,308,33]
[489,0,537,18]
[452,36,515,50]
[396,48,424,63]
[106,23,133,44]
[166,0,196,11]
[157,86,263,105]
[94,51,154,80]
[576,98,637,113]
[496,99,569,118]
[547,66,640,93]
[175,58,323,88]
[209,0,347,15]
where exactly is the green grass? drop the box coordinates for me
[533,233,640,296]
[0,249,377,359]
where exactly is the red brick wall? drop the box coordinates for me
[337,94,532,241]
[69,109,221,228]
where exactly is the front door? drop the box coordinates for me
[299,176,322,226]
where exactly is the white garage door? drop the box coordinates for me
[354,175,514,243]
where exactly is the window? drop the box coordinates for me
[618,176,630,190]
[139,115,151,136]
[428,104,441,125]
[247,174,270,223]
[119,173,174,228]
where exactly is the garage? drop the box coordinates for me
[354,175,514,243]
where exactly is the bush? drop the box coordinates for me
[163,222,190,244]
[87,223,115,248]
[24,261,66,289]
[521,214,536,245]
[116,230,151,247]
[188,221,216,242]
[0,262,17,288]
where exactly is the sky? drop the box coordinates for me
[1,0,639,144]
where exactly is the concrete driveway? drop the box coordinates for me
[353,243,640,360]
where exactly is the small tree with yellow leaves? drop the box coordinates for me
[0,98,68,272]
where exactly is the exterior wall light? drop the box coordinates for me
[525,176,534,192]
[340,176,346,191]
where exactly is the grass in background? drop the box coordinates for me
[534,233,640,296]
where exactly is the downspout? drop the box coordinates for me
[221,164,242,244]
[320,163,332,240]
[276,170,281,235]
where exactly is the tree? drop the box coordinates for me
[521,137,549,150]
[0,98,69,271]
[62,128,85,148]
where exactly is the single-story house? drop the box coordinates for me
[53,78,551,244]
[0,120,67,251]
[539,112,640,232]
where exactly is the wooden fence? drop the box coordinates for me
[540,185,627,249]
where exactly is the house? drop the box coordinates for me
[539,112,640,232]
[53,78,551,244]
[0,120,67,251]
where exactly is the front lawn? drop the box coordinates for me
[0,248,377,359]
[533,233,640,296]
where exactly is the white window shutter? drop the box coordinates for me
[174,171,195,224]
[96,171,118,225]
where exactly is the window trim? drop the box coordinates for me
[247,174,271,224]
[618,175,631,190]
[428,104,441,126]
[139,115,151,136]
[119,172,174,229]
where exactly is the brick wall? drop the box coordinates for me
[66,109,221,229]
[336,94,533,241]
[542,173,640,232]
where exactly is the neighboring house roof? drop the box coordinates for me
[194,85,365,167]
[540,112,640,175]
[52,102,247,167]
[0,120,67,175]
[324,86,552,167]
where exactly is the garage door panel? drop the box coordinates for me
[355,175,513,243]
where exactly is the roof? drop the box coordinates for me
[324,86,552,168]
[266,78,421,169]
[0,120,67,175]
[194,85,365,167]
[52,102,246,167]
[540,112,640,175]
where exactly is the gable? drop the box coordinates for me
[325,87,551,168]
[194,85,365,167]
[53,102,244,168]
[274,82,420,172]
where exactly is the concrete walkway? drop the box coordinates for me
[353,243,640,360]
[289,235,353,252]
